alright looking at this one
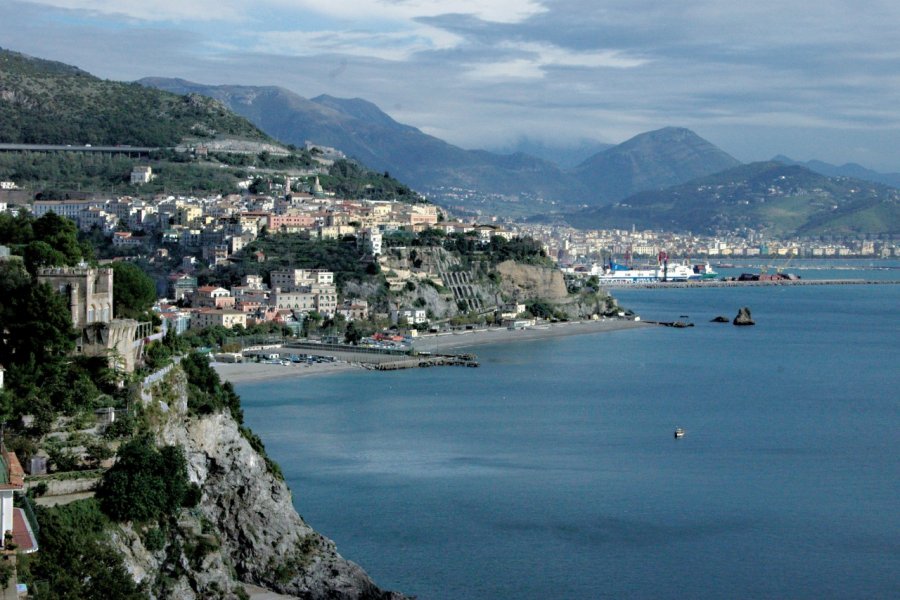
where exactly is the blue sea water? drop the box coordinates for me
[237,282,900,599]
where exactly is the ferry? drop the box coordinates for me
[590,252,717,285]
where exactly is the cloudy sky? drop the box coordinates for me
[3,0,900,170]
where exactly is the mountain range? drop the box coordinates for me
[1,47,897,236]
[139,79,740,211]
[564,161,900,236]
[772,155,900,189]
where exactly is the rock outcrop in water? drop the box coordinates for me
[733,307,755,326]
[711,315,730,323]
[113,368,405,599]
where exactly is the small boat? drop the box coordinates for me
[673,427,685,439]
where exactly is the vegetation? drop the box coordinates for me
[95,435,196,523]
[181,352,243,422]
[0,48,268,146]
[111,261,157,320]
[567,161,900,236]
[20,499,148,599]
[320,160,424,202]
[204,234,380,292]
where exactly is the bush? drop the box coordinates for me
[96,435,191,523]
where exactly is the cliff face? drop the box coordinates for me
[495,260,569,302]
[115,369,403,600]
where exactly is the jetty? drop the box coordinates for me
[371,354,479,371]
[603,278,899,289]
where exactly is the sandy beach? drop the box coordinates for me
[214,318,649,384]
[411,318,648,353]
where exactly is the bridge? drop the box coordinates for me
[0,143,160,156]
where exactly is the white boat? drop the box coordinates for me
[674,427,685,438]
[590,256,716,285]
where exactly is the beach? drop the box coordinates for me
[214,318,647,384]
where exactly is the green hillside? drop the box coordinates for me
[0,48,270,146]
[566,162,900,236]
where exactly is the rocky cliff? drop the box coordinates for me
[113,368,404,600]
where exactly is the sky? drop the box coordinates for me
[3,0,900,171]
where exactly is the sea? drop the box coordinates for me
[237,262,900,599]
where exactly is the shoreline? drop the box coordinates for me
[214,318,648,384]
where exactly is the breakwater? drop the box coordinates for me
[370,355,480,370]
[604,278,899,289]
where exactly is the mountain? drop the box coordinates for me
[773,155,900,189]
[0,49,271,147]
[139,78,586,212]
[567,162,900,236]
[487,137,614,169]
[570,127,742,203]
[139,79,754,216]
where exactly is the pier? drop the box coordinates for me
[371,355,480,370]
[603,278,899,289]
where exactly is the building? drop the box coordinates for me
[37,266,113,329]
[191,308,247,330]
[168,274,198,301]
[270,269,334,290]
[130,165,153,185]
[32,199,102,222]
[391,307,428,325]
[0,446,36,553]
[37,266,147,372]
[358,227,383,256]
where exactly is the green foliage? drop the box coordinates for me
[181,353,243,422]
[0,48,268,146]
[143,526,167,552]
[95,435,191,523]
[22,499,147,599]
[320,159,424,202]
[0,260,77,368]
[207,234,378,292]
[111,261,157,319]
[0,210,85,273]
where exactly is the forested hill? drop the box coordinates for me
[566,161,900,237]
[0,48,272,146]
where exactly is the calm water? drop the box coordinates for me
[238,282,900,599]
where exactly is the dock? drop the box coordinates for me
[603,279,899,289]
[372,354,480,371]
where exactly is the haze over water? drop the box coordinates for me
[238,278,900,599]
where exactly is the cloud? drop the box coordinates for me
[8,0,900,170]
[21,0,243,21]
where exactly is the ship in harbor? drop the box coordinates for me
[591,251,717,285]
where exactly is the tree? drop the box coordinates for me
[96,435,190,522]
[344,321,363,345]
[23,240,67,274]
[111,261,157,319]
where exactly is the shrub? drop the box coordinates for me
[96,435,191,523]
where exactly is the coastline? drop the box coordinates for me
[214,318,648,384]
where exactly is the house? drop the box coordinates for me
[1,445,38,553]
[130,166,153,185]
[192,286,234,309]
[391,307,427,325]
[191,308,247,330]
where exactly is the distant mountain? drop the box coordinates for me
[0,49,271,147]
[773,155,900,189]
[140,78,748,214]
[139,78,586,210]
[488,137,614,169]
[567,162,900,236]
[570,127,742,203]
